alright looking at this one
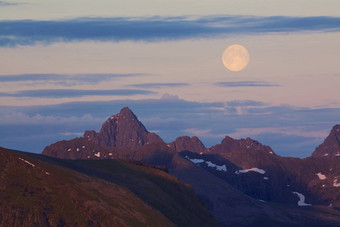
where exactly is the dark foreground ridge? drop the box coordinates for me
[25,107,340,225]
[0,147,218,227]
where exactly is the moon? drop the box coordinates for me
[222,45,250,72]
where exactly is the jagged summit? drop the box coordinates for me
[209,135,275,155]
[312,124,340,158]
[83,107,163,150]
[169,136,207,154]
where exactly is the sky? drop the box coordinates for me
[0,1,339,157]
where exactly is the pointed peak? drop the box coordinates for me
[312,124,340,158]
[221,135,235,143]
[120,107,133,114]
[117,107,138,119]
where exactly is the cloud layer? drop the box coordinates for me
[0,1,20,6]
[0,73,143,85]
[0,89,155,98]
[1,15,340,46]
[129,83,189,89]
[215,81,279,87]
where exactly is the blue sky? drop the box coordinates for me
[0,1,339,157]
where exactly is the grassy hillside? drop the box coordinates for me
[0,147,174,226]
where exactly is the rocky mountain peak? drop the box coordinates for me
[312,124,340,158]
[209,135,275,155]
[83,107,163,150]
[169,136,206,153]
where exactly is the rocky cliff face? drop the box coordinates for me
[168,136,206,154]
[312,125,340,158]
[83,107,163,150]
[208,136,275,156]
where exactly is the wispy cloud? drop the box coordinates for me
[129,82,189,89]
[0,1,21,6]
[215,81,279,87]
[1,15,339,46]
[0,112,102,125]
[0,73,143,86]
[0,89,155,98]
[182,128,226,139]
[228,127,329,139]
[225,100,266,107]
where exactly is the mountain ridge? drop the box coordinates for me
[40,107,340,226]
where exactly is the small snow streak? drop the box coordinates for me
[185,156,227,171]
[94,152,101,158]
[18,158,35,167]
[316,172,327,180]
[185,156,204,164]
[235,168,266,174]
[333,179,340,187]
[292,192,311,206]
[205,161,227,172]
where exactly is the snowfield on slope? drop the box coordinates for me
[292,192,311,206]
[235,168,265,174]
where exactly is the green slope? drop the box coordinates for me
[0,147,174,227]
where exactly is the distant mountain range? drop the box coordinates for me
[2,107,340,226]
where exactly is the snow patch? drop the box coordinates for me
[323,153,329,156]
[263,177,269,180]
[335,153,340,157]
[205,161,227,172]
[333,179,340,187]
[109,153,112,156]
[269,151,274,154]
[67,148,71,152]
[235,168,266,175]
[18,158,35,167]
[76,148,80,152]
[45,172,50,175]
[94,152,101,158]
[185,156,205,164]
[185,156,226,171]
[292,192,311,206]
[82,146,85,149]
[316,172,326,180]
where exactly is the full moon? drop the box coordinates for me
[222,44,250,72]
